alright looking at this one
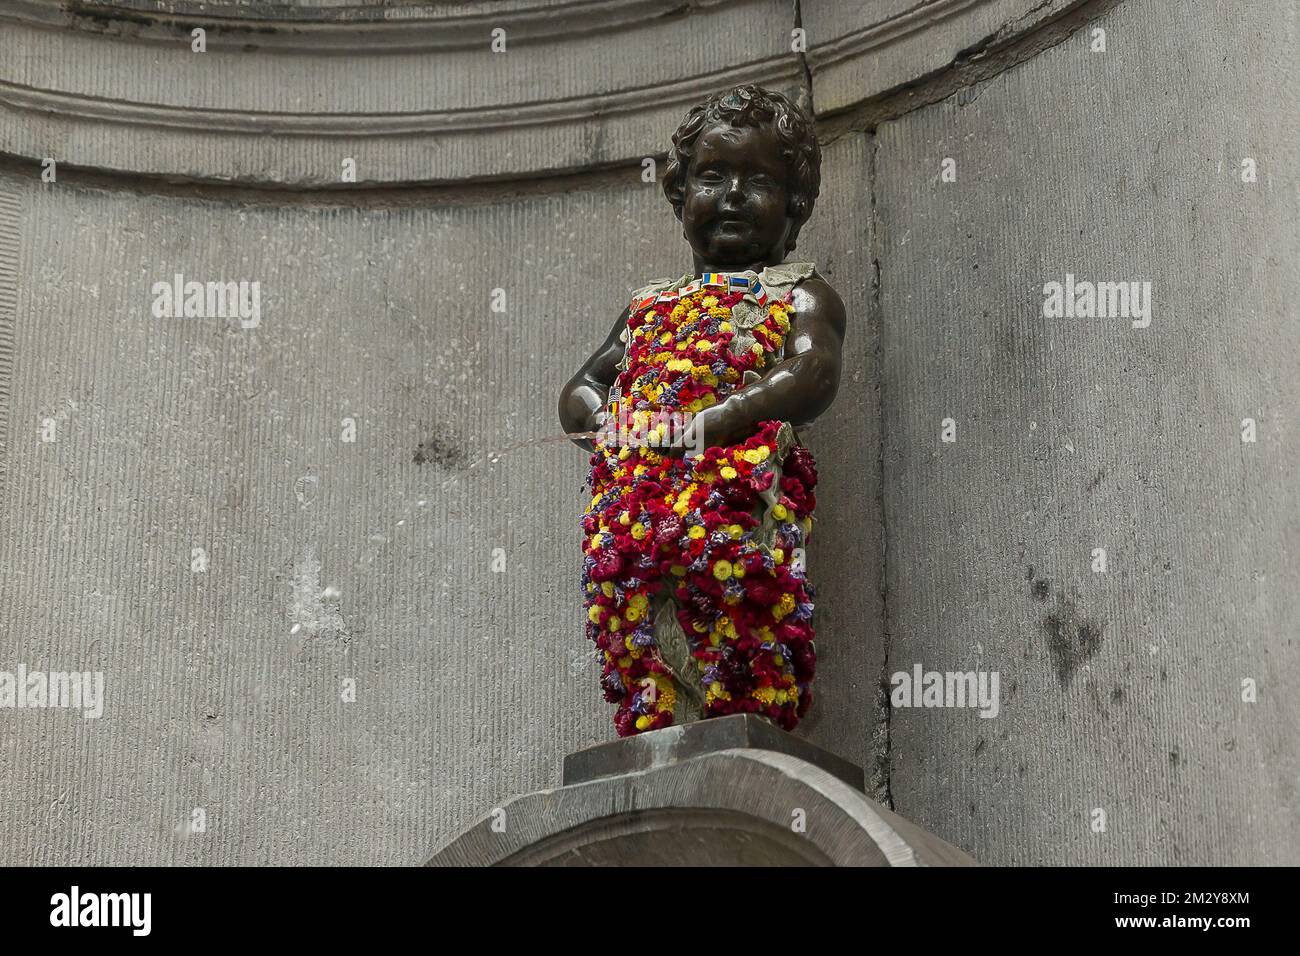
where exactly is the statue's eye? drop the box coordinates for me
[749,174,778,188]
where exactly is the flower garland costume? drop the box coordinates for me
[581,262,821,737]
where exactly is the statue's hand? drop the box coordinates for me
[679,402,744,458]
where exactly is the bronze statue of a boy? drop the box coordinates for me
[559,84,845,737]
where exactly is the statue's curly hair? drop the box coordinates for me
[662,85,821,254]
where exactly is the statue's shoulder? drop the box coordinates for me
[758,261,823,301]
[759,261,818,286]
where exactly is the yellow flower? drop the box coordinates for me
[712,559,733,581]
[742,446,770,465]
[688,526,706,540]
[727,524,743,539]
[635,715,652,731]
[697,340,714,352]
[732,563,745,580]
[772,547,784,564]
[631,522,647,540]
[588,606,603,623]
[720,466,737,480]
[710,681,723,696]
[609,615,621,632]
[629,593,648,610]
[670,564,686,577]
[659,332,672,345]
[619,511,631,525]
[702,295,718,308]
[719,321,732,333]
[771,593,796,622]
[771,503,789,521]
[625,605,644,622]
[601,581,615,598]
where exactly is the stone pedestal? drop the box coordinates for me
[429,715,976,866]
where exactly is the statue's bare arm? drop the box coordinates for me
[559,305,631,454]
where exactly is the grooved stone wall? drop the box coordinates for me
[876,0,1299,864]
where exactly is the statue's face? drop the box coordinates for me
[681,122,793,268]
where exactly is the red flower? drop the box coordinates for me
[784,446,818,490]
[654,513,683,548]
[591,552,624,582]
[745,578,782,606]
